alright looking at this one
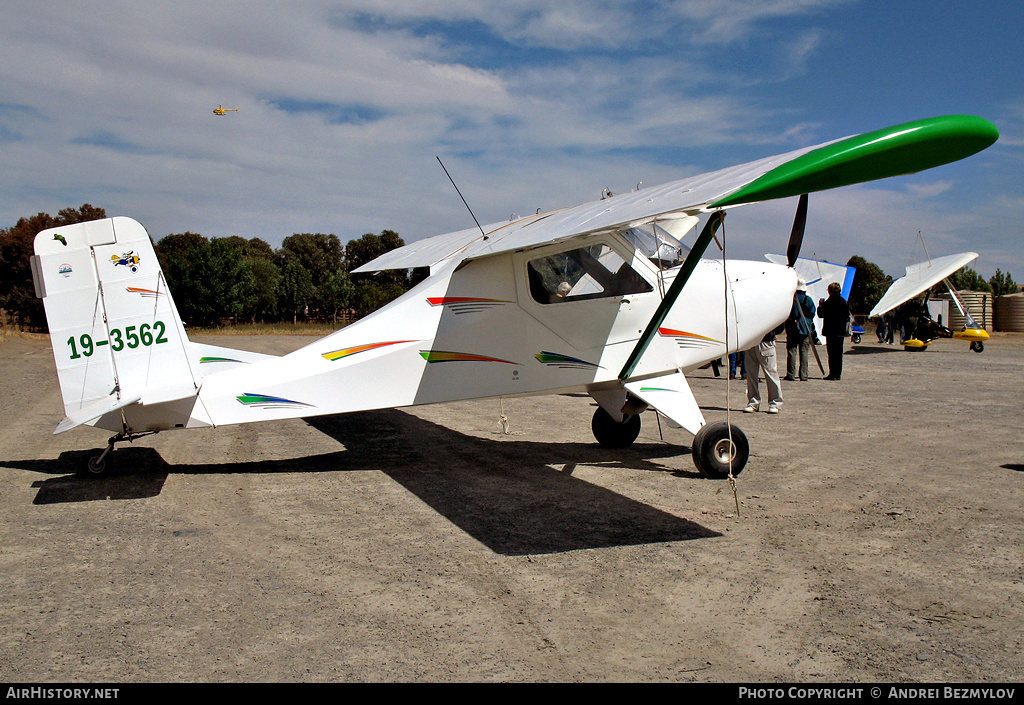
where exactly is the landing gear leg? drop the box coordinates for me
[77,429,157,479]
[970,341,984,353]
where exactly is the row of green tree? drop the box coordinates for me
[0,205,421,329]
[156,227,421,327]
[0,204,1017,330]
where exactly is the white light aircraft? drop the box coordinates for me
[31,115,998,479]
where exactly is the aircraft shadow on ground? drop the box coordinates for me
[6,409,719,554]
[305,411,721,555]
[12,448,352,506]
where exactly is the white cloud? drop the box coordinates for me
[0,1,1017,280]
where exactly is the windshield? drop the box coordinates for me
[621,222,690,269]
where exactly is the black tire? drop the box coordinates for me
[592,407,641,449]
[852,334,861,344]
[78,449,113,479]
[970,341,984,353]
[691,422,749,478]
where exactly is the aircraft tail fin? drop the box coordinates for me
[32,217,202,433]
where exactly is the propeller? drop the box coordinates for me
[785,193,826,375]
[787,193,808,267]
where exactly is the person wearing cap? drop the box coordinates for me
[783,279,817,381]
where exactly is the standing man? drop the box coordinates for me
[744,326,784,414]
[784,279,817,381]
[817,281,850,381]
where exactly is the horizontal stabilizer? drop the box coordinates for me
[625,372,706,437]
[55,394,142,435]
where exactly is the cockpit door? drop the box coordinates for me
[514,237,660,350]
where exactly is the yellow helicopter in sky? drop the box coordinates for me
[213,105,238,116]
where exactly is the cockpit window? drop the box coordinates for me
[527,243,653,304]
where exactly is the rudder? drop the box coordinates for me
[32,217,204,433]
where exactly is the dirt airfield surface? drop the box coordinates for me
[0,331,1022,683]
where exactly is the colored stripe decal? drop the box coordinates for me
[236,393,314,409]
[419,350,518,364]
[534,351,601,369]
[658,328,722,343]
[126,287,162,297]
[322,340,415,361]
[427,297,511,305]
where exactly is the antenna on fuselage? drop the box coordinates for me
[436,156,488,241]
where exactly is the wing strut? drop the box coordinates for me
[619,210,726,380]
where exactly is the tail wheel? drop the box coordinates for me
[79,450,114,479]
[592,407,642,449]
[692,422,749,478]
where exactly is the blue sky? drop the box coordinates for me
[2,1,1022,278]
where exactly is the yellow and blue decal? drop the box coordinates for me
[111,251,140,272]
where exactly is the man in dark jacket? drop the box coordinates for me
[817,282,850,380]
[784,279,817,381]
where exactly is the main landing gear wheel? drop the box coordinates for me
[591,407,642,449]
[691,422,749,478]
[970,341,984,353]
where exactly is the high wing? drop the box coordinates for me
[356,115,998,274]
[869,252,979,317]
[352,141,827,275]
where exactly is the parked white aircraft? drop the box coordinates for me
[31,115,998,479]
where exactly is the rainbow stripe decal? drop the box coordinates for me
[658,328,722,349]
[419,350,518,365]
[236,393,314,409]
[534,351,601,370]
[126,287,163,298]
[426,297,511,315]
[322,340,415,361]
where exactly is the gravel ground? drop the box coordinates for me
[0,332,1021,682]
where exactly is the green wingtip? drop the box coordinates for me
[712,115,999,208]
